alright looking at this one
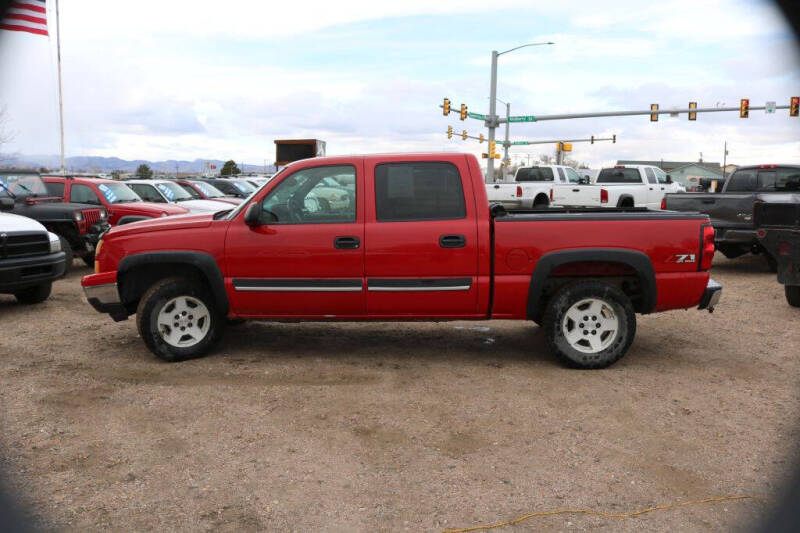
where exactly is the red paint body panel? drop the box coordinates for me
[82,153,715,322]
[42,176,189,225]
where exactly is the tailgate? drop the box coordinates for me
[551,184,599,206]
[666,193,754,230]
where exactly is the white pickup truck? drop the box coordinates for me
[551,164,684,209]
[485,165,583,209]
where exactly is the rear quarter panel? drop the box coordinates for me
[491,216,710,318]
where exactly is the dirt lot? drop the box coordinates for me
[1,253,798,532]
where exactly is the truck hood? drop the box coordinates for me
[0,212,48,233]
[120,201,189,216]
[174,199,236,213]
[106,212,215,237]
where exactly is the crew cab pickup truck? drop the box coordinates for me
[485,165,582,209]
[1,200,66,304]
[1,170,110,270]
[82,153,720,369]
[755,196,800,307]
[43,175,190,225]
[552,164,683,209]
[664,165,800,271]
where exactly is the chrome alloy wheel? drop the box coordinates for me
[561,297,619,354]
[156,296,211,348]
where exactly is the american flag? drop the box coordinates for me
[1,1,49,37]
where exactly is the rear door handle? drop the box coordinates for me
[439,234,466,248]
[702,199,715,204]
[493,185,500,189]
[334,236,360,249]
[572,189,580,192]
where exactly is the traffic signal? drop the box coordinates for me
[460,103,467,121]
[462,130,467,140]
[612,134,616,143]
[740,98,749,118]
[443,98,450,116]
[447,125,453,139]
[790,96,799,117]
[489,140,497,157]
[688,101,697,121]
[562,142,572,152]
[650,104,659,122]
[590,135,594,144]
[479,134,484,143]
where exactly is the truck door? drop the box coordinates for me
[224,162,365,316]
[363,157,479,316]
[643,168,661,208]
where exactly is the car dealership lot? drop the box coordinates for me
[0,254,798,531]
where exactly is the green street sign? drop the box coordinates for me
[511,141,531,145]
[508,115,536,123]
[467,111,486,120]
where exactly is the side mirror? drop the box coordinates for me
[0,197,13,211]
[666,174,673,184]
[243,203,261,226]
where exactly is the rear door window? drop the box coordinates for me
[69,184,102,205]
[556,168,566,182]
[565,168,582,184]
[644,168,658,184]
[725,171,756,192]
[374,162,465,221]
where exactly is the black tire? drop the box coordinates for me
[533,195,549,208]
[542,281,636,369]
[136,277,225,362]
[786,286,800,308]
[58,235,73,274]
[14,283,52,304]
[764,251,778,273]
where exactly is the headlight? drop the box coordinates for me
[329,194,338,201]
[100,209,107,220]
[48,232,61,253]
[74,211,84,222]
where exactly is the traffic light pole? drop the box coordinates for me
[497,103,791,123]
[487,50,498,184]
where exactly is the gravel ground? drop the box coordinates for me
[1,253,798,532]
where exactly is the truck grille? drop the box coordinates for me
[0,232,50,259]
[83,208,102,227]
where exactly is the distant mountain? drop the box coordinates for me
[0,154,275,174]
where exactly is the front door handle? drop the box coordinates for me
[334,236,360,249]
[439,234,466,248]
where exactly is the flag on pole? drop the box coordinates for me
[1,1,49,36]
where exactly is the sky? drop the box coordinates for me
[0,0,799,169]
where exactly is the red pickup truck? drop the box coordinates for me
[82,153,720,368]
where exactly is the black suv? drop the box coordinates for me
[0,170,110,270]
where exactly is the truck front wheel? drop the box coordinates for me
[14,283,52,304]
[786,286,800,308]
[136,277,224,362]
[542,281,636,369]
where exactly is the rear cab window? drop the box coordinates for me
[725,170,756,192]
[374,162,466,221]
[596,168,642,184]
[514,167,554,182]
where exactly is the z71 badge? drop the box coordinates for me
[667,253,696,263]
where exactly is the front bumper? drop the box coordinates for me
[83,281,128,321]
[697,278,722,311]
[0,251,66,293]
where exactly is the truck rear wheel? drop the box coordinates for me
[14,282,52,304]
[58,235,73,273]
[542,281,636,369]
[136,277,224,362]
[786,286,800,308]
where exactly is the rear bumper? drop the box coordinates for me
[697,278,722,311]
[716,228,757,245]
[0,251,66,293]
[82,273,128,320]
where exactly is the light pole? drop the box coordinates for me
[487,41,553,183]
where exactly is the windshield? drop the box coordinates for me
[155,182,193,201]
[193,181,226,198]
[97,182,142,203]
[0,174,48,198]
[596,168,642,183]
[232,180,256,193]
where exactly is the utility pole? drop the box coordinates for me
[722,141,728,179]
[55,0,66,174]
